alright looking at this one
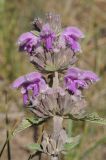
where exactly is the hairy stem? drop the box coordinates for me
[53,71,59,88]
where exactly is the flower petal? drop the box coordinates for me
[65,67,99,93]
[63,26,84,39]
[12,72,41,88]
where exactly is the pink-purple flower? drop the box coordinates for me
[62,27,84,53]
[40,24,55,51]
[64,67,99,94]
[17,32,38,54]
[12,72,47,105]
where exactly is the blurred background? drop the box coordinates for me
[0,0,106,160]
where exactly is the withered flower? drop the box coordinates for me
[29,87,87,119]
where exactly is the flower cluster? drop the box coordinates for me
[12,13,100,159]
[29,88,87,119]
[17,13,84,72]
[41,129,68,157]
[65,67,99,94]
[18,25,84,54]
[62,27,84,53]
[12,12,99,119]
[12,13,99,112]
[12,72,48,105]
[18,15,84,54]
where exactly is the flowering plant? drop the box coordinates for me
[11,13,106,160]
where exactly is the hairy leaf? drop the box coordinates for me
[64,135,81,151]
[27,143,42,152]
[82,112,106,125]
[12,117,43,136]
[70,112,106,125]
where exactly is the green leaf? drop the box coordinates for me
[64,135,81,151]
[26,143,42,153]
[30,31,40,36]
[12,117,43,136]
[70,112,106,125]
[82,112,106,125]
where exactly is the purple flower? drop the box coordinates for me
[17,32,38,54]
[12,72,48,105]
[62,27,84,53]
[40,24,55,51]
[64,67,99,94]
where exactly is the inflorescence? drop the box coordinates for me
[12,13,99,159]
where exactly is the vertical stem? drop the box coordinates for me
[93,22,100,75]
[4,90,11,160]
[52,116,63,160]
[6,113,11,160]
[0,140,7,158]
[39,116,63,160]
[53,71,59,88]
[53,116,63,140]
[67,119,73,137]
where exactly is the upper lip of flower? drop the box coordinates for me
[12,72,42,89]
[62,26,85,39]
[17,32,38,44]
[17,32,39,54]
[61,27,84,53]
